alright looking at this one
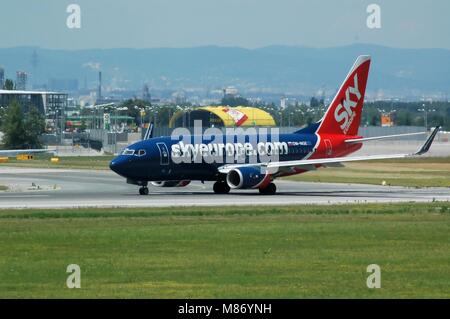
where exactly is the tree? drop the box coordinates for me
[79,118,87,132]
[1,101,45,149]
[1,100,27,149]
[221,96,249,107]
[24,106,46,148]
[310,97,319,108]
[0,107,5,127]
[119,99,151,125]
[362,105,381,126]
[3,79,14,90]
[396,109,412,126]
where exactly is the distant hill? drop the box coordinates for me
[0,44,449,97]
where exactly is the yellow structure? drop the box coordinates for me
[16,154,33,160]
[381,114,394,127]
[169,106,276,128]
[50,157,60,163]
[0,157,8,163]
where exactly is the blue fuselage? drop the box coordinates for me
[110,133,318,183]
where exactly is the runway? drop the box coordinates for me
[0,167,449,209]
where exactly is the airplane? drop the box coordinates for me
[109,55,440,195]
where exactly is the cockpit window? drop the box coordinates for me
[137,149,146,156]
[122,149,135,155]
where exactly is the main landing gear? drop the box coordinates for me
[139,186,149,195]
[213,181,230,194]
[259,183,277,195]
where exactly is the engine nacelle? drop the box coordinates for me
[226,167,271,189]
[151,180,191,187]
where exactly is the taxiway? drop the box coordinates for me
[0,167,448,209]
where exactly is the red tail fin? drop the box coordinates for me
[317,55,371,136]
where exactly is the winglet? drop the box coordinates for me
[414,126,440,155]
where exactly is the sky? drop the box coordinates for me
[0,0,449,50]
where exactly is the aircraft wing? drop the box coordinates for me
[345,131,427,143]
[218,126,440,174]
[0,148,56,156]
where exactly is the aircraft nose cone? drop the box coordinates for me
[110,158,125,175]
[109,159,118,172]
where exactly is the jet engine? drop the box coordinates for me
[150,180,191,187]
[226,167,270,189]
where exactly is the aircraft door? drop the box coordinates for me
[156,142,170,165]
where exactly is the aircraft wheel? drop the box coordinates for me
[213,181,230,194]
[222,183,231,194]
[259,183,276,195]
[139,186,149,195]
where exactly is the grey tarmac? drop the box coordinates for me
[0,167,449,209]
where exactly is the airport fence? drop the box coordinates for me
[51,125,449,156]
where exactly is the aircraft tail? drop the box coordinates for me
[295,55,371,136]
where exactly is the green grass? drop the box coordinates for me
[0,203,449,298]
[284,157,450,187]
[0,185,7,191]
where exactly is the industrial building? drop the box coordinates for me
[0,90,68,133]
[15,71,27,90]
[0,90,67,114]
[0,67,4,89]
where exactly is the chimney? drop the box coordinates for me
[98,71,102,100]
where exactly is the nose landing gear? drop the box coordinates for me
[139,186,149,195]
